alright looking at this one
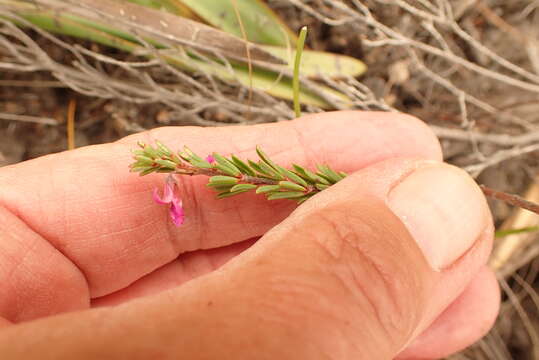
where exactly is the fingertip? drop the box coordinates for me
[397,266,500,359]
[292,111,443,164]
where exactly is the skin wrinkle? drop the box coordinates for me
[197,249,230,276]
[360,211,426,344]
[252,272,357,356]
[307,200,425,351]
[251,241,390,358]
[2,238,42,321]
[313,211,401,349]
[112,222,172,266]
[191,251,217,275]
[260,207,382,356]
[230,201,250,233]
[361,222,421,343]
[3,236,39,288]
[0,205,90,321]
[0,199,89,291]
[74,209,175,296]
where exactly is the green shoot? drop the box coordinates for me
[293,26,308,118]
[495,226,539,238]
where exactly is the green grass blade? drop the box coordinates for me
[293,26,307,118]
[495,226,539,238]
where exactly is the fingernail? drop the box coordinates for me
[388,163,487,270]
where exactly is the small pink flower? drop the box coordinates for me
[153,176,184,226]
[206,155,215,164]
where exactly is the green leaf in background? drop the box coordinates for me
[263,46,367,79]
[128,1,365,78]
[495,226,539,238]
[127,0,197,18]
[176,0,297,46]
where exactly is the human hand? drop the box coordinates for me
[0,111,498,359]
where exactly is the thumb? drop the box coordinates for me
[202,158,493,359]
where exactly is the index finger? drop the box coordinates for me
[0,111,441,303]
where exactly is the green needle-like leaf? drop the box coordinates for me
[214,164,238,177]
[256,146,280,170]
[230,184,257,192]
[292,164,319,183]
[297,194,314,205]
[231,155,256,177]
[189,158,213,169]
[258,161,285,180]
[217,190,250,199]
[154,159,178,169]
[276,166,310,187]
[140,167,158,176]
[155,141,173,155]
[247,160,267,176]
[208,175,239,187]
[315,184,330,191]
[256,185,281,194]
[134,155,154,164]
[317,165,344,184]
[267,191,306,200]
[279,181,306,192]
[213,153,241,176]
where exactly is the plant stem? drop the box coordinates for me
[293,26,308,118]
[173,163,279,185]
[481,185,539,215]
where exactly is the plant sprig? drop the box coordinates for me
[130,142,346,204]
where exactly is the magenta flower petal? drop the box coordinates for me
[153,176,185,227]
[169,199,185,226]
[152,187,172,204]
[206,155,215,164]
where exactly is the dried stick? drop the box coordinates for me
[0,112,57,125]
[481,185,539,215]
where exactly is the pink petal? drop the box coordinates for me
[206,155,215,164]
[169,199,185,226]
[152,182,174,204]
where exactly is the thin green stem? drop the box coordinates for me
[495,226,539,238]
[293,26,307,118]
